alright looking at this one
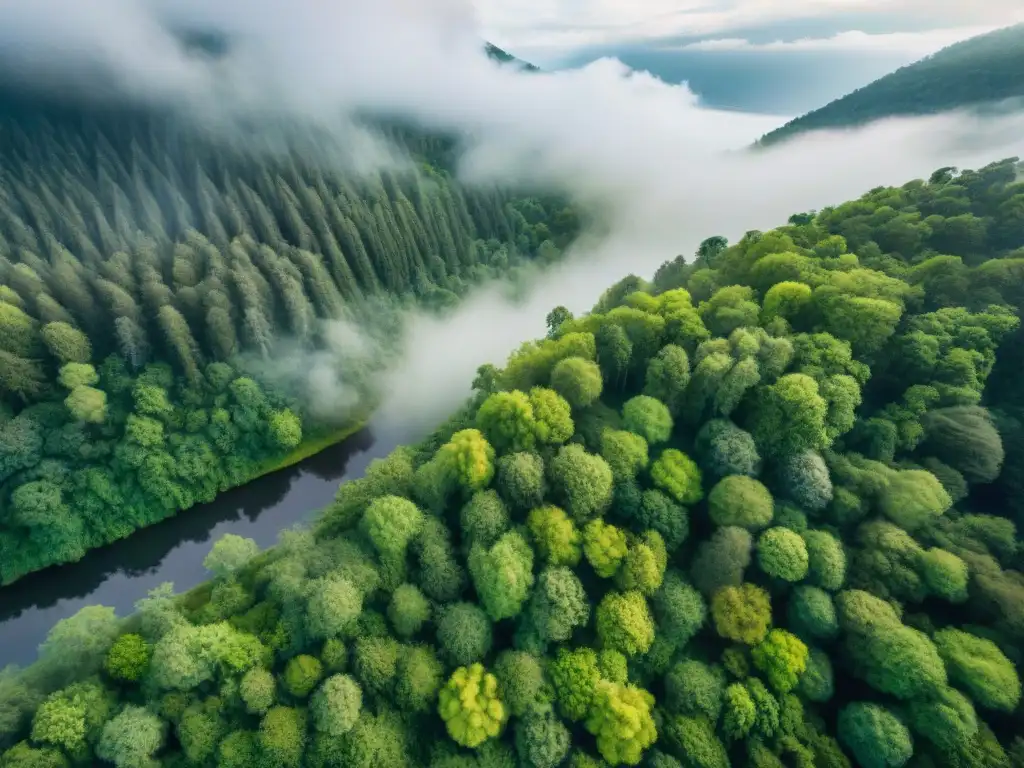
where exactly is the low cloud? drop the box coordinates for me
[372,108,1024,435]
[674,26,1004,55]
[240,318,380,424]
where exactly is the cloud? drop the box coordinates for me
[675,26,1005,55]
[374,105,1024,433]
[0,0,1021,434]
[474,0,1024,59]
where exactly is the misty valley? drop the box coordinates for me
[0,8,1023,768]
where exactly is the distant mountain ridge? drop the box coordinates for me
[758,23,1024,146]
[485,43,540,71]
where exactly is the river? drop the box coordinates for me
[0,421,414,668]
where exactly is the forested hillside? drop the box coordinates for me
[759,23,1024,146]
[0,90,579,584]
[2,157,1022,768]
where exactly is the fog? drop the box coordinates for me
[373,108,1024,434]
[2,0,1023,433]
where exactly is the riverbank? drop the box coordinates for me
[0,413,369,589]
[0,424,395,666]
[253,418,369,479]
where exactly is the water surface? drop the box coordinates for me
[0,423,411,667]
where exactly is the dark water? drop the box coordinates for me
[0,422,410,667]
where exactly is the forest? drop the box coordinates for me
[758,23,1024,146]
[0,156,1022,768]
[0,90,579,584]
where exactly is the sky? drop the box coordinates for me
[474,1,1024,113]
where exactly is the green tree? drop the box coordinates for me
[600,429,649,481]
[58,362,98,389]
[622,396,673,444]
[387,583,431,638]
[257,706,306,768]
[699,285,760,337]
[529,387,574,445]
[268,410,302,451]
[711,584,771,645]
[615,531,666,596]
[441,429,496,493]
[652,570,706,645]
[514,713,570,768]
[665,660,726,720]
[762,281,812,325]
[476,390,538,453]
[644,345,690,415]
[803,530,846,591]
[757,527,809,582]
[360,496,424,559]
[311,675,362,736]
[751,373,829,457]
[104,634,152,683]
[469,530,535,621]
[306,576,362,640]
[437,603,493,666]
[460,490,510,549]
[708,476,773,530]
[777,451,833,512]
[649,449,703,505]
[438,664,507,749]
[240,667,276,715]
[584,681,657,766]
[662,714,729,768]
[550,357,604,409]
[527,505,581,567]
[394,645,443,713]
[583,519,628,578]
[722,683,756,740]
[204,534,260,579]
[922,406,1004,483]
[908,686,978,752]
[40,322,91,364]
[751,629,808,694]
[494,650,549,718]
[595,590,655,657]
[96,705,165,768]
[549,444,613,522]
[878,470,952,531]
[496,452,546,511]
[528,566,590,642]
[787,586,839,640]
[283,654,323,698]
[548,647,600,722]
[694,419,761,478]
[837,703,913,768]
[64,386,106,423]
[691,526,753,596]
[933,628,1021,712]
[920,548,968,602]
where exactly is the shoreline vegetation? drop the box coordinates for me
[2,158,1022,768]
[251,419,370,482]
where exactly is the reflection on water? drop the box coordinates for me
[0,427,399,667]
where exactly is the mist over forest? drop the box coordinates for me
[0,2,1023,768]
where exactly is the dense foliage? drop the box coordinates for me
[759,23,1024,146]
[0,91,578,582]
[2,158,1024,767]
